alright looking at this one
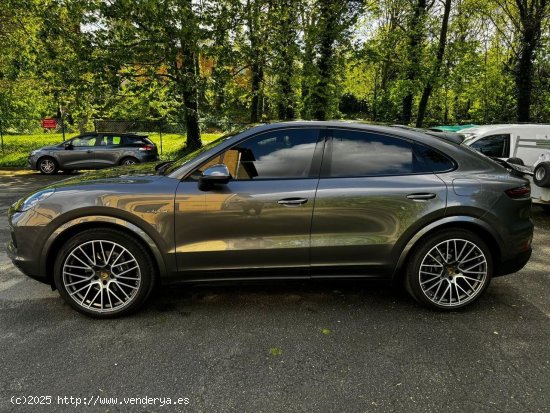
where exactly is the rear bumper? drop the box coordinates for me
[137,153,159,162]
[496,248,532,277]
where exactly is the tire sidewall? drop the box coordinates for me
[38,157,58,175]
[120,157,139,166]
[406,229,493,310]
[53,229,155,318]
[534,162,550,187]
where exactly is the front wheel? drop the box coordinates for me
[53,228,155,318]
[405,229,492,310]
[38,157,58,175]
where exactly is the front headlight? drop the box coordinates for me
[15,189,55,212]
[30,150,40,156]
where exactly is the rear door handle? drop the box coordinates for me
[406,193,436,201]
[278,197,308,206]
[86,150,93,153]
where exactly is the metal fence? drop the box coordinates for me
[0,117,248,154]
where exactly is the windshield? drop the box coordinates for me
[162,128,249,175]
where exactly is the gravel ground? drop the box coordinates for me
[0,172,548,412]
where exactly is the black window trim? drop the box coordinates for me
[320,127,457,179]
[184,127,328,182]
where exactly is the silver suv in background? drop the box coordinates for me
[28,132,159,174]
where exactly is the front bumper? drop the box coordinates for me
[28,154,39,169]
[7,207,50,284]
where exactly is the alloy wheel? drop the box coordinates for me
[418,238,488,307]
[40,159,56,174]
[62,240,142,313]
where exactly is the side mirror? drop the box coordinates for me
[64,142,73,150]
[199,164,231,188]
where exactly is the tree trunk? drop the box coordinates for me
[416,0,451,127]
[513,0,548,122]
[312,0,337,121]
[250,63,263,123]
[180,48,202,151]
[275,1,296,121]
[401,0,427,124]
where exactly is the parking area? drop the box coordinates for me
[0,171,549,412]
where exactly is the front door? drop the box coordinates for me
[174,128,324,276]
[61,135,98,169]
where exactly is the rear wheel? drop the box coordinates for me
[38,157,58,175]
[534,162,550,187]
[405,229,492,310]
[120,157,139,166]
[53,228,155,318]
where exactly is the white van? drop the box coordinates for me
[460,124,550,207]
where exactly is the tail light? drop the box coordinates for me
[505,185,531,199]
[139,145,155,151]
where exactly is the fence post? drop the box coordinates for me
[0,119,3,152]
[159,120,163,155]
[60,113,66,141]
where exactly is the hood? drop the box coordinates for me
[35,145,63,151]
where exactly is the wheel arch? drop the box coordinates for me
[36,155,59,170]
[42,216,167,288]
[392,216,504,280]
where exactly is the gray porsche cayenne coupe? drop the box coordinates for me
[7,122,533,317]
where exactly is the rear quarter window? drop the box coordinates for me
[413,143,456,173]
[123,136,152,145]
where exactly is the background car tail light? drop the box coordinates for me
[139,145,155,151]
[505,185,531,199]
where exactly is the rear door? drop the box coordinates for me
[310,128,449,277]
[95,134,125,167]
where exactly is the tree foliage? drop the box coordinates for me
[1,0,549,145]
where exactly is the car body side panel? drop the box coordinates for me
[9,173,181,282]
[310,173,448,276]
[57,146,98,169]
[174,180,318,273]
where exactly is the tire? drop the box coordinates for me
[37,157,59,175]
[53,228,155,318]
[533,162,550,188]
[405,229,492,310]
[507,157,524,166]
[120,157,139,166]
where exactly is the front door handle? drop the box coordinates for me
[278,197,308,207]
[406,193,436,201]
[86,150,93,153]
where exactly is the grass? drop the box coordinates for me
[0,132,223,168]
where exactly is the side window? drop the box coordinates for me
[71,135,97,147]
[326,130,414,177]
[99,135,122,146]
[470,134,510,157]
[123,136,151,145]
[192,129,320,180]
[413,143,455,173]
